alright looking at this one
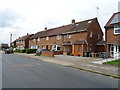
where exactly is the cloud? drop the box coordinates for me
[0,8,23,27]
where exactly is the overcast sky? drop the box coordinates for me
[0,0,119,45]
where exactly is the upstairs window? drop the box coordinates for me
[67,34,72,38]
[46,36,49,40]
[98,34,100,39]
[33,39,36,42]
[89,32,93,38]
[114,26,120,34]
[38,38,40,41]
[56,35,61,40]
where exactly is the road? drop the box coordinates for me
[2,53,118,88]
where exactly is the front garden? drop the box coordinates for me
[103,59,120,66]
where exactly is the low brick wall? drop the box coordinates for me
[42,51,54,57]
[53,51,63,55]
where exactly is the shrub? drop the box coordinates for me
[70,53,74,56]
[20,49,26,53]
[14,49,20,52]
[26,49,37,54]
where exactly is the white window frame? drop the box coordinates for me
[67,34,72,38]
[54,45,61,51]
[90,32,93,38]
[33,39,36,42]
[114,26,120,34]
[46,36,49,40]
[56,35,61,40]
[38,38,40,42]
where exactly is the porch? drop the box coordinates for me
[63,40,87,56]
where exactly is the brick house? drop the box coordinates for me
[105,12,120,58]
[0,43,9,49]
[29,18,103,56]
[16,33,34,49]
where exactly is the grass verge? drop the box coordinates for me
[103,59,120,66]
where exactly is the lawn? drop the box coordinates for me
[103,59,120,66]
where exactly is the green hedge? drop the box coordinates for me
[26,49,37,54]
[14,49,20,52]
[20,49,26,53]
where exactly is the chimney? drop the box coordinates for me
[45,27,47,30]
[72,19,75,24]
[27,33,29,35]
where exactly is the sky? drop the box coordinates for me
[0,0,119,45]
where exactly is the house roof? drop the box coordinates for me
[16,34,34,41]
[30,18,97,39]
[105,12,120,28]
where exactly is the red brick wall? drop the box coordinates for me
[97,45,105,52]
[29,39,37,48]
[63,32,87,42]
[87,19,103,52]
[42,51,54,57]
[29,35,64,50]
[106,28,120,44]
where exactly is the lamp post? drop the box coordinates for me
[10,34,12,47]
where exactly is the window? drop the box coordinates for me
[98,34,100,39]
[38,38,40,41]
[42,45,44,49]
[114,26,120,34]
[33,39,36,42]
[88,20,92,24]
[54,45,61,51]
[46,36,49,40]
[89,32,93,38]
[67,34,72,38]
[56,35,61,40]
[119,46,120,52]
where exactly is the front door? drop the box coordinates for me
[110,45,120,58]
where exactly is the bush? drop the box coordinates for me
[26,49,37,54]
[14,49,20,52]
[20,49,26,53]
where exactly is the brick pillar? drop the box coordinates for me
[72,45,75,55]
[81,45,84,56]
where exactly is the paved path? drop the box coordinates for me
[15,53,119,78]
[2,53,118,88]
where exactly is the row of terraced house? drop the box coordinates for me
[11,12,120,58]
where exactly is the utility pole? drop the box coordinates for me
[10,34,12,47]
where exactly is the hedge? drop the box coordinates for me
[20,49,26,53]
[26,49,37,54]
[14,49,20,52]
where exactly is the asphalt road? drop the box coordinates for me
[2,53,118,88]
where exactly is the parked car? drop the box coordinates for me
[36,48,50,56]
[4,48,14,54]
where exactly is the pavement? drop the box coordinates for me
[2,53,119,88]
[15,53,119,78]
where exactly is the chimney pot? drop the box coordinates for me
[45,27,47,30]
[72,19,75,24]
[27,33,29,35]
